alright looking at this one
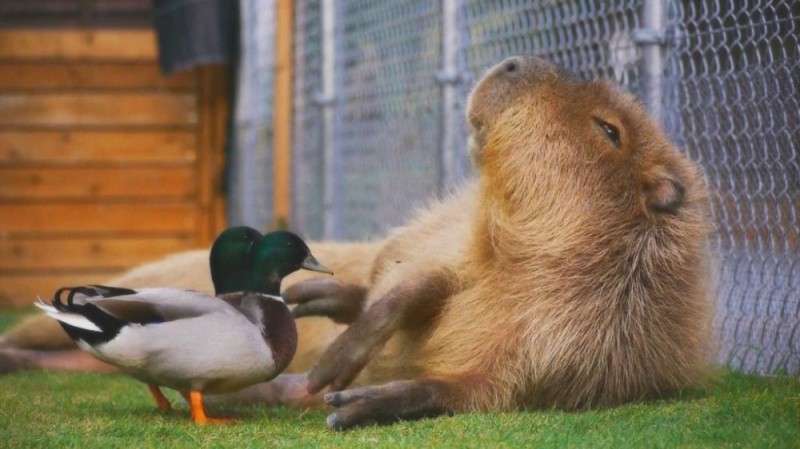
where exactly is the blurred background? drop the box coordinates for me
[0,0,797,375]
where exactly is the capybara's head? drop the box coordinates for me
[467,56,704,226]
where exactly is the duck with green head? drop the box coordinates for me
[35,227,332,425]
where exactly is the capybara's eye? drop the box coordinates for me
[594,118,621,148]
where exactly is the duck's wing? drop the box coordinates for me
[86,286,233,322]
[36,285,235,345]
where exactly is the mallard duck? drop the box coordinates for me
[35,227,332,424]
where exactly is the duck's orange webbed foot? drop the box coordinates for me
[185,390,238,425]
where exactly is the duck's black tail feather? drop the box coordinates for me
[48,286,130,345]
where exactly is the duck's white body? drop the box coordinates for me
[35,286,295,394]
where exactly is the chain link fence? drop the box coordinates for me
[233,0,799,374]
[661,1,799,374]
[229,0,275,229]
[292,0,445,240]
[291,0,326,237]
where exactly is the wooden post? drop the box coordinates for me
[272,0,294,229]
[197,64,230,244]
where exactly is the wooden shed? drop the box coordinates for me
[0,2,229,306]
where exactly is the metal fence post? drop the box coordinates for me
[228,0,275,230]
[436,0,462,191]
[634,0,667,122]
[318,0,337,239]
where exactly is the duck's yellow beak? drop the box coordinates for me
[302,254,334,275]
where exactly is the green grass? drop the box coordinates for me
[1,311,798,448]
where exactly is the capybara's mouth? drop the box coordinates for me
[465,100,484,132]
[467,132,482,167]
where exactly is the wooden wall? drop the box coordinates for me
[0,30,228,307]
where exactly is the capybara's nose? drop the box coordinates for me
[490,56,555,79]
[501,56,522,73]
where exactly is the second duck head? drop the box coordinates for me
[248,231,333,296]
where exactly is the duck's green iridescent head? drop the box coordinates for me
[247,231,333,295]
[209,226,264,294]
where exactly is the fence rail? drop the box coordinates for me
[233,0,799,374]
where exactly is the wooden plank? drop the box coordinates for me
[0,1,81,17]
[0,1,151,28]
[0,236,193,271]
[0,130,196,165]
[0,203,197,234]
[0,30,157,61]
[197,65,230,245]
[272,0,294,227]
[0,93,196,127]
[0,167,196,199]
[0,62,196,91]
[0,272,122,307]
[94,0,152,14]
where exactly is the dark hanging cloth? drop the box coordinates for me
[151,0,241,197]
[152,0,240,74]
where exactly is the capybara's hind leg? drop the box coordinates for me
[0,348,116,374]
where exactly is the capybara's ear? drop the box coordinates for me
[643,167,686,214]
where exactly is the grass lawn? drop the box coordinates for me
[1,309,797,448]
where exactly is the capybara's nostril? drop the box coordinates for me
[504,60,518,73]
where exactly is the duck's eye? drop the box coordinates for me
[594,118,620,148]
[286,241,293,247]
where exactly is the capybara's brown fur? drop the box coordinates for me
[2,56,712,424]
